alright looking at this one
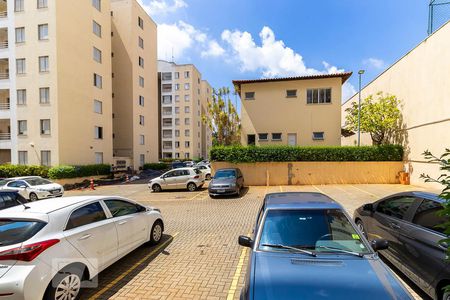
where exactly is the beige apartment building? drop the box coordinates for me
[111,0,158,169]
[158,60,212,160]
[234,73,352,147]
[342,21,450,187]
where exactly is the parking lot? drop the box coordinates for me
[66,183,436,299]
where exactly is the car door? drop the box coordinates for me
[103,199,149,257]
[161,170,178,189]
[175,170,190,188]
[5,180,29,198]
[63,202,119,271]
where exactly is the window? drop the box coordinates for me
[39,88,50,104]
[175,107,180,115]
[184,94,190,102]
[139,115,144,125]
[138,36,144,49]
[15,27,25,43]
[95,152,103,164]
[139,96,144,106]
[138,57,144,68]
[40,119,50,135]
[184,106,190,113]
[185,118,190,125]
[185,141,190,148]
[92,0,101,11]
[174,72,179,79]
[93,21,102,37]
[37,0,48,8]
[286,90,297,98]
[162,72,172,81]
[17,89,26,105]
[258,133,268,141]
[162,84,172,92]
[175,83,180,90]
[39,56,49,72]
[94,73,102,88]
[18,120,27,135]
[0,220,46,246]
[138,17,144,29]
[139,135,145,145]
[184,153,190,159]
[139,76,144,87]
[40,150,51,166]
[175,95,180,102]
[16,59,26,74]
[93,47,102,63]
[185,129,190,137]
[413,199,448,234]
[94,99,102,114]
[95,126,103,139]
[272,133,282,141]
[18,151,28,165]
[247,134,255,145]
[139,154,145,167]
[245,92,255,100]
[307,88,332,104]
[184,71,190,78]
[106,199,141,218]
[175,153,180,158]
[65,202,106,230]
[376,196,416,219]
[175,130,180,137]
[312,132,324,140]
[38,24,48,40]
[15,0,24,12]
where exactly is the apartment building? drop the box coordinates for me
[157,60,213,160]
[111,0,158,169]
[0,0,113,166]
[234,73,352,146]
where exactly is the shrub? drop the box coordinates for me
[143,163,169,171]
[48,164,110,179]
[209,145,403,163]
[0,165,49,178]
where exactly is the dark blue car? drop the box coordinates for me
[238,192,413,300]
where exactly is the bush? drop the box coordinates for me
[210,145,403,163]
[48,164,110,179]
[143,163,169,171]
[0,165,49,178]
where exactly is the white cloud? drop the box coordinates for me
[363,57,385,69]
[138,0,187,16]
[342,82,357,102]
[201,40,225,58]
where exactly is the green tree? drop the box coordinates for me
[345,92,401,145]
[203,87,241,146]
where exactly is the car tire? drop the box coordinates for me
[209,194,216,199]
[149,220,163,245]
[44,266,84,300]
[356,219,367,238]
[29,192,38,202]
[187,182,197,192]
[152,184,162,193]
[205,174,211,180]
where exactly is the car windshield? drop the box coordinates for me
[24,178,52,186]
[214,170,236,179]
[258,209,370,255]
[0,219,46,246]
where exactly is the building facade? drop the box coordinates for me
[234,73,352,147]
[157,60,213,160]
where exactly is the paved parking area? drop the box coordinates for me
[66,183,436,299]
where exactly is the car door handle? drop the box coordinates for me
[389,222,401,229]
[118,220,127,225]
[78,234,92,240]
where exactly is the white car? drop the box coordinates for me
[196,165,212,180]
[184,161,195,167]
[0,196,164,300]
[0,176,64,201]
[148,167,205,192]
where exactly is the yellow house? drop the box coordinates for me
[234,73,352,146]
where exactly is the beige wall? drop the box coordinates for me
[212,161,403,186]
[341,22,450,188]
[239,78,343,147]
[200,80,212,158]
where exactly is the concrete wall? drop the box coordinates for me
[341,22,450,189]
[212,161,403,186]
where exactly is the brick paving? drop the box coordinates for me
[68,183,435,299]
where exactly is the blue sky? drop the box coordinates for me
[139,0,430,103]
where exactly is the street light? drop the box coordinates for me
[357,70,365,147]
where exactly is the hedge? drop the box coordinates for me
[210,145,403,163]
[47,164,111,179]
[0,165,49,178]
[143,163,169,171]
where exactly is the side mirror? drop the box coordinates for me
[371,239,389,251]
[238,235,253,248]
[363,203,374,212]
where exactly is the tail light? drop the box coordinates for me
[0,239,59,262]
[193,175,200,179]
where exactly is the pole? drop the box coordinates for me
[357,70,364,146]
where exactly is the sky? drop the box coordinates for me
[138,0,431,104]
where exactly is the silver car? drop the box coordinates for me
[148,167,205,192]
[0,176,64,201]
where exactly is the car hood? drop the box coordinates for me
[252,252,411,300]
[210,178,236,185]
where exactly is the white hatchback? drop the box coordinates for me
[148,167,205,192]
[0,196,164,300]
[0,177,64,201]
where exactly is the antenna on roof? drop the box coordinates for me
[16,196,30,210]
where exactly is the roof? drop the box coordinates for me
[264,192,342,210]
[233,72,353,93]
[381,191,442,203]
[9,176,41,180]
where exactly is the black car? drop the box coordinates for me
[208,168,244,197]
[171,161,187,169]
[0,190,29,210]
[354,191,449,300]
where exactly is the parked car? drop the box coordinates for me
[354,191,450,300]
[0,190,29,210]
[208,168,244,197]
[148,167,205,192]
[0,196,164,300]
[196,165,212,180]
[238,192,412,300]
[196,160,210,166]
[184,161,195,167]
[0,176,64,201]
[171,161,187,169]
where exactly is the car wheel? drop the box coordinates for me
[152,184,162,193]
[187,182,197,192]
[29,192,38,202]
[205,174,211,180]
[44,266,83,300]
[356,219,367,238]
[149,220,163,245]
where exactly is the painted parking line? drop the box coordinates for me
[312,185,325,194]
[279,186,283,192]
[88,232,179,300]
[188,190,207,200]
[349,185,379,198]
[227,234,250,300]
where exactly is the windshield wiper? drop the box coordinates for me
[316,245,364,258]
[261,243,316,257]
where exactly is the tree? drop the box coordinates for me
[345,92,401,145]
[202,87,241,146]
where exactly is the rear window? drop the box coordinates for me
[215,170,236,179]
[0,219,46,246]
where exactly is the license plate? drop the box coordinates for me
[217,189,225,193]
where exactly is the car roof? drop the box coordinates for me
[8,176,41,180]
[215,168,239,172]
[263,192,342,210]
[379,191,443,203]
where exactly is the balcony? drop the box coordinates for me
[162,95,172,105]
[0,119,11,149]
[163,141,173,150]
[0,1,7,19]
[162,118,173,128]
[162,130,172,139]
[162,107,173,116]
[162,84,172,93]
[0,59,9,82]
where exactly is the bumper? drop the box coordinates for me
[35,190,64,199]
[208,187,238,196]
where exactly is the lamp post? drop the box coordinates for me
[357,70,365,146]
